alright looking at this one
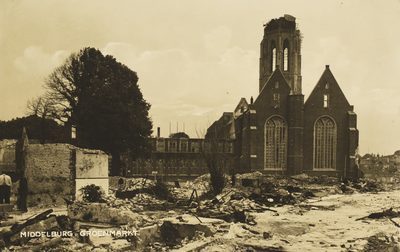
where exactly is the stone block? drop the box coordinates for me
[139,224,160,245]
[160,214,222,245]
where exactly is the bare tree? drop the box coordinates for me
[26,95,58,143]
[197,125,233,195]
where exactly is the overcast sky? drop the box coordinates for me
[1,0,400,156]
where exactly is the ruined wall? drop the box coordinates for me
[25,144,108,207]
[75,148,109,199]
[25,144,73,207]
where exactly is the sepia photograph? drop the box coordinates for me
[0,0,400,251]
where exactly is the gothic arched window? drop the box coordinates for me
[271,40,276,72]
[265,116,287,170]
[314,116,337,170]
[283,39,289,71]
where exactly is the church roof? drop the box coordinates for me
[234,98,248,111]
[234,98,249,118]
[255,67,291,104]
[304,65,351,108]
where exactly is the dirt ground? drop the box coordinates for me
[194,190,400,252]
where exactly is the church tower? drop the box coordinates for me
[259,15,302,94]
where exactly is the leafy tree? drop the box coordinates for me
[0,115,61,142]
[42,47,152,175]
[169,132,189,138]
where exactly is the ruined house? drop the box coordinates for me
[25,143,109,206]
[0,129,109,208]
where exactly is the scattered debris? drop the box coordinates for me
[356,208,400,221]
[363,232,400,252]
[390,218,400,228]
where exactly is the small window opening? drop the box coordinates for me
[71,125,76,139]
[272,48,276,71]
[324,95,329,108]
[283,48,288,71]
[272,94,280,108]
[283,39,289,71]
[271,40,276,72]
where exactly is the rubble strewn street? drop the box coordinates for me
[1,172,399,251]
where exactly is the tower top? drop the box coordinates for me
[259,15,302,94]
[264,15,297,32]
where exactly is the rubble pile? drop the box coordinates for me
[109,177,156,191]
[188,172,391,226]
[235,171,264,185]
[195,190,271,224]
[68,201,147,226]
[159,214,223,247]
[194,173,315,209]
[363,232,400,252]
[108,178,178,212]
[189,175,209,191]
[191,173,232,191]
[104,193,169,212]
[290,173,339,185]
[290,173,386,193]
[341,178,382,193]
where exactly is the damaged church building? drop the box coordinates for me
[207,15,359,178]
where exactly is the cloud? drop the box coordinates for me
[153,102,214,116]
[203,25,232,59]
[100,39,258,137]
[13,46,70,76]
[101,43,138,64]
[367,88,400,115]
[305,36,351,72]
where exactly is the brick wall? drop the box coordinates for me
[25,143,108,207]
[25,144,73,206]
